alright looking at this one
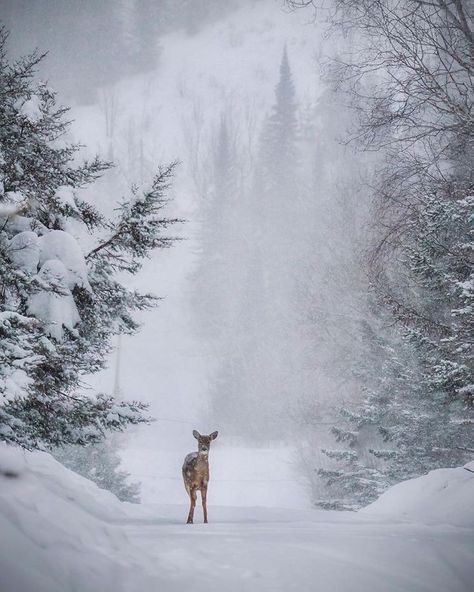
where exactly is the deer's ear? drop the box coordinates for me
[210,431,218,440]
[193,430,201,440]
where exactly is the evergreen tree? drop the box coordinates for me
[302,0,474,508]
[204,47,302,438]
[53,438,141,503]
[259,46,298,198]
[192,115,248,432]
[0,31,180,449]
[256,46,300,280]
[249,47,301,433]
[193,115,241,344]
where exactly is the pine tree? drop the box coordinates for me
[258,46,299,207]
[205,48,302,438]
[308,0,474,508]
[256,46,301,288]
[53,438,141,503]
[0,30,180,449]
[193,115,240,342]
[192,115,248,432]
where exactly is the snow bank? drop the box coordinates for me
[362,461,474,527]
[0,444,153,592]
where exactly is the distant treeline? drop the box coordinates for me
[0,0,254,102]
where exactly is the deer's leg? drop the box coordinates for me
[186,487,197,524]
[202,485,208,524]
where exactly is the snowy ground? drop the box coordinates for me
[126,505,474,592]
[1,445,473,592]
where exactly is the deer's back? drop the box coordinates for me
[183,452,198,472]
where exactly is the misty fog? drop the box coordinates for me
[3,0,358,506]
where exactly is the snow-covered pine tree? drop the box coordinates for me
[316,333,417,510]
[53,439,141,503]
[245,47,301,435]
[362,184,474,484]
[0,30,179,449]
[258,46,299,214]
[318,193,474,507]
[304,0,474,508]
[53,335,142,502]
[206,47,303,438]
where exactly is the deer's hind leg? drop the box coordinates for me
[186,486,197,524]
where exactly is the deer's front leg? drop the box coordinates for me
[186,487,197,524]
[202,485,208,524]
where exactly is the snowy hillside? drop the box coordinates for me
[72,0,321,173]
[2,444,473,592]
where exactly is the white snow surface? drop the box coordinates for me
[1,444,473,592]
[362,461,474,528]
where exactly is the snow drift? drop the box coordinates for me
[363,461,474,528]
[0,443,154,592]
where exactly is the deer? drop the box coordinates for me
[182,430,218,524]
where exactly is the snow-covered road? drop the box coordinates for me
[103,504,474,592]
[1,447,474,592]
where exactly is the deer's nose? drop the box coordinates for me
[202,446,208,452]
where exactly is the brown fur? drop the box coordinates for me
[182,430,218,524]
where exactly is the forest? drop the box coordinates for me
[0,1,473,591]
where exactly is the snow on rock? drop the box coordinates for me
[7,231,40,273]
[39,230,92,292]
[362,461,474,527]
[27,259,80,340]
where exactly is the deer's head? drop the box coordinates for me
[193,430,218,457]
